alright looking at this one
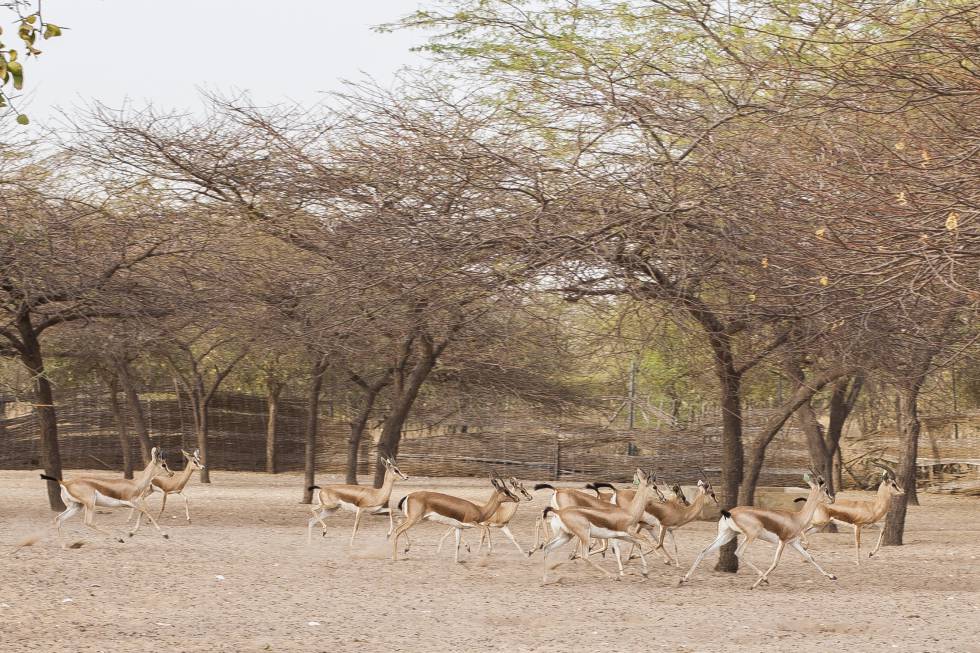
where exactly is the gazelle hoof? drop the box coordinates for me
[829,574,838,581]
[117,538,125,543]
[162,534,170,539]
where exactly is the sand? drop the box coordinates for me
[1,470,978,652]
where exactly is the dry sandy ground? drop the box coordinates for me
[1,470,978,653]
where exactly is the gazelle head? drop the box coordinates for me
[671,484,691,506]
[803,470,835,504]
[151,447,175,477]
[696,479,719,505]
[181,449,205,471]
[695,467,718,504]
[872,460,904,496]
[490,474,520,504]
[508,477,534,501]
[382,457,408,480]
[636,469,667,502]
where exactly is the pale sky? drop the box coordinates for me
[17,1,429,125]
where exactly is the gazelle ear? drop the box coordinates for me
[803,472,813,484]
[150,447,159,461]
[181,449,191,458]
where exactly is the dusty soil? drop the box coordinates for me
[1,470,978,653]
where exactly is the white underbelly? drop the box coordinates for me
[93,491,131,508]
[424,513,474,529]
[337,500,360,513]
[589,526,627,540]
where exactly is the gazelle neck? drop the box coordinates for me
[134,460,159,492]
[793,484,824,530]
[871,481,892,518]
[627,484,652,525]
[174,462,195,489]
[477,491,507,521]
[378,469,397,498]
[681,489,706,521]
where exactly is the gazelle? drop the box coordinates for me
[130,448,204,525]
[532,480,665,554]
[800,460,904,565]
[598,472,718,566]
[536,468,656,584]
[307,456,408,546]
[435,477,534,557]
[392,475,520,563]
[41,447,174,543]
[681,471,837,589]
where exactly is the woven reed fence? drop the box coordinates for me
[2,389,976,487]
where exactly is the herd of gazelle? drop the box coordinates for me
[41,454,905,587]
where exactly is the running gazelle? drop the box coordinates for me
[682,470,838,589]
[537,468,657,583]
[801,460,904,565]
[42,447,173,543]
[307,456,408,545]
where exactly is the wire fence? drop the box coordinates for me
[1,388,977,488]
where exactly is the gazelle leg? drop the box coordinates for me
[576,533,616,580]
[540,530,574,584]
[854,525,862,566]
[386,506,394,539]
[611,539,626,576]
[82,505,125,543]
[350,508,363,547]
[484,526,493,554]
[499,525,528,557]
[437,528,454,554]
[157,492,168,518]
[307,510,322,544]
[182,493,191,522]
[128,501,164,536]
[390,513,423,561]
[789,539,837,581]
[53,502,82,543]
[752,540,786,589]
[682,527,737,583]
[869,522,887,558]
[669,529,680,566]
[622,534,650,576]
[454,528,463,563]
[735,533,766,580]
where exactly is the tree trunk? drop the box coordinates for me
[826,375,863,492]
[714,363,743,573]
[18,318,65,511]
[883,386,922,545]
[741,366,855,504]
[373,352,436,487]
[106,379,134,479]
[265,381,282,474]
[116,361,153,463]
[302,356,329,504]
[346,386,382,484]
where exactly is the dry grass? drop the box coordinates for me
[1,470,979,652]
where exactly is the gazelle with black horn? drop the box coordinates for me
[536,468,657,584]
[41,447,174,543]
[599,469,719,566]
[130,448,204,525]
[532,479,664,555]
[392,474,520,563]
[681,469,837,589]
[436,477,534,557]
[800,459,904,565]
[307,456,408,546]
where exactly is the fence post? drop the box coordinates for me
[553,438,560,480]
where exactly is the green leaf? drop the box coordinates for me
[43,23,62,39]
[16,113,29,125]
[7,61,23,89]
